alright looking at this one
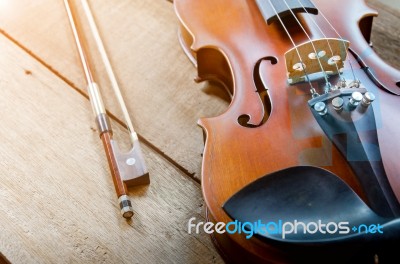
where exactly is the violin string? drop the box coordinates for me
[311,1,358,82]
[296,0,344,84]
[282,0,331,90]
[267,0,317,95]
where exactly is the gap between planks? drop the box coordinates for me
[0,27,200,185]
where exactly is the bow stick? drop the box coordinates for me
[64,0,150,219]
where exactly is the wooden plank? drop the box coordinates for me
[366,0,400,69]
[0,0,397,258]
[0,1,397,263]
[0,1,397,183]
[0,34,222,264]
[0,0,229,181]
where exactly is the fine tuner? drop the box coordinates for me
[175,0,400,262]
[310,87,376,117]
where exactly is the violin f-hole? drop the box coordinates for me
[238,56,277,128]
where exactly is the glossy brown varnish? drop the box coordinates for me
[175,0,400,262]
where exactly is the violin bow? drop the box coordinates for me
[63,0,150,219]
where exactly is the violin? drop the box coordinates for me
[175,0,400,263]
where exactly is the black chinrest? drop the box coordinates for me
[223,166,400,250]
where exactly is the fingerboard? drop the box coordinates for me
[256,0,318,25]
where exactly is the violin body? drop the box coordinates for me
[175,0,400,262]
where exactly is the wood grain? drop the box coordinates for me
[0,1,396,182]
[0,33,222,263]
[0,0,398,263]
[0,0,229,181]
[174,0,400,262]
[367,0,400,69]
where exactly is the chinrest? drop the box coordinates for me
[223,166,400,247]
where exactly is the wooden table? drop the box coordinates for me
[0,1,398,263]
